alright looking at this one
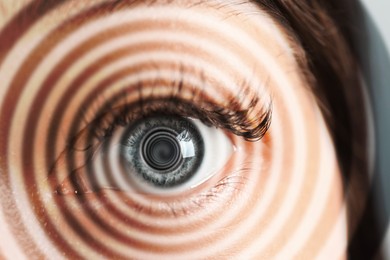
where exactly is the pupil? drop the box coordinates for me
[150,140,175,164]
[142,129,183,171]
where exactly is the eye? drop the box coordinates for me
[90,115,234,195]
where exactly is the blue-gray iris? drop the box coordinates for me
[121,116,204,187]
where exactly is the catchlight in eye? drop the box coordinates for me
[90,115,234,195]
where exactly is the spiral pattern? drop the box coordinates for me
[0,1,347,259]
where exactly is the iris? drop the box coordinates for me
[121,116,204,187]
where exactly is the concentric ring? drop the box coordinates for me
[141,128,183,172]
[0,1,350,259]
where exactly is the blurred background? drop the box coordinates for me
[356,0,390,258]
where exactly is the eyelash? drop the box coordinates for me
[69,77,272,150]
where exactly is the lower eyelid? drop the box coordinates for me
[52,169,248,226]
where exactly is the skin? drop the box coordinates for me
[0,0,347,259]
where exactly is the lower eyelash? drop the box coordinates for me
[186,175,248,211]
[121,174,249,217]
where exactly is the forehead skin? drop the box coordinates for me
[0,0,347,259]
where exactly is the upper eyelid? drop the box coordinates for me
[76,77,272,142]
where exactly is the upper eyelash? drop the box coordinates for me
[71,77,272,152]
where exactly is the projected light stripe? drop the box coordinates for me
[0,1,346,259]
